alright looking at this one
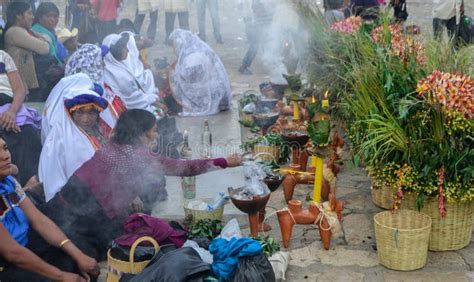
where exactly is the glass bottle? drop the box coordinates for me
[180,130,196,199]
[201,119,212,158]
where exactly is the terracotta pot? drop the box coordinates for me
[277,200,332,250]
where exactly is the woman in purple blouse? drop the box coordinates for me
[40,109,241,261]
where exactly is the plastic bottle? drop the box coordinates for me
[207,192,229,211]
[201,120,212,158]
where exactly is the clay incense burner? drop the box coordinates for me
[228,187,271,237]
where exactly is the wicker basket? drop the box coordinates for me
[107,236,160,282]
[400,193,474,251]
[371,184,395,210]
[183,198,224,224]
[374,210,432,271]
[252,145,279,162]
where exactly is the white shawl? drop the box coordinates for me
[102,32,161,115]
[169,29,231,117]
[39,74,115,202]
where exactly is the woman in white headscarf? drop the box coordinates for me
[102,32,183,158]
[102,32,165,118]
[39,73,114,201]
[65,43,127,121]
[169,29,231,117]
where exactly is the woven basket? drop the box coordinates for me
[183,198,224,224]
[400,193,474,251]
[374,210,432,271]
[252,145,279,161]
[107,236,160,282]
[371,183,395,210]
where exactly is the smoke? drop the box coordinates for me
[260,0,312,84]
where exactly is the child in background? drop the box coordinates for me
[58,28,79,59]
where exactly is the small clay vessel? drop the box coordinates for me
[277,200,332,250]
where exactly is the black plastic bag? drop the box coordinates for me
[121,247,211,282]
[232,254,275,282]
[192,237,212,250]
[109,241,156,262]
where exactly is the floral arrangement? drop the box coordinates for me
[296,6,474,211]
[371,24,426,66]
[417,71,474,120]
[330,16,363,34]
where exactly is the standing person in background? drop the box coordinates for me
[391,0,408,22]
[432,0,463,42]
[238,0,274,75]
[90,0,120,43]
[324,0,345,25]
[348,0,380,20]
[196,0,223,44]
[134,0,160,42]
[163,0,189,45]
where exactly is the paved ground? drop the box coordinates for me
[45,1,474,281]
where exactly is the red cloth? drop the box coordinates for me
[90,0,119,21]
[114,213,186,248]
[74,143,227,219]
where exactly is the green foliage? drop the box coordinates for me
[187,219,223,240]
[299,8,474,202]
[255,235,280,257]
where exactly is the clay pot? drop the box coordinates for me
[282,173,313,202]
[277,200,332,250]
[228,187,271,237]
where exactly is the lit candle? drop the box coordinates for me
[322,90,329,108]
[293,101,300,120]
[312,156,324,203]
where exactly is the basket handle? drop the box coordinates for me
[129,236,160,272]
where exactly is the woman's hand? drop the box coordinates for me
[75,254,99,279]
[0,111,20,133]
[59,271,87,282]
[226,154,242,167]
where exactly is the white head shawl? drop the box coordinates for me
[102,32,161,116]
[41,74,116,143]
[169,29,231,117]
[39,74,113,202]
[65,44,104,86]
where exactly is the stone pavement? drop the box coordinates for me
[43,1,473,281]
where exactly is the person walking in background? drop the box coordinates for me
[324,0,345,25]
[432,0,462,41]
[196,0,223,44]
[163,0,189,45]
[90,0,120,42]
[238,0,274,75]
[134,0,160,42]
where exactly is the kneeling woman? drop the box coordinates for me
[41,109,241,260]
[0,136,99,281]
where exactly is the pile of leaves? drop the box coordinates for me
[187,219,223,240]
[255,235,280,257]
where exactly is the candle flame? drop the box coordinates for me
[324,90,329,99]
[311,96,316,103]
[321,116,325,121]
